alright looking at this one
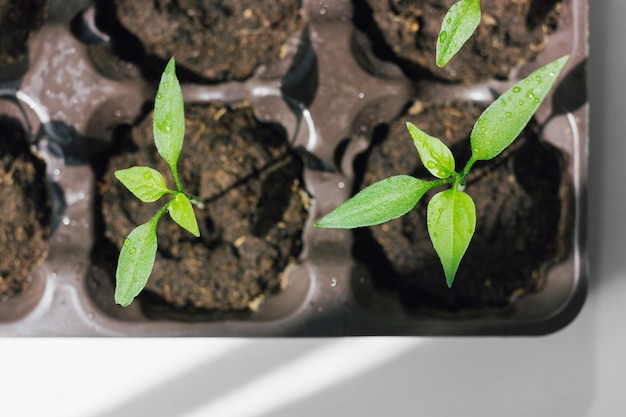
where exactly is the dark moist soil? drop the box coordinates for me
[96,103,309,318]
[353,102,567,314]
[0,117,50,302]
[355,0,562,83]
[0,0,48,68]
[95,0,305,82]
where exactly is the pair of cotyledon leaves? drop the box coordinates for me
[316,56,569,287]
[114,58,199,307]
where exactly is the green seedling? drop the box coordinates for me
[316,55,569,287]
[436,0,481,67]
[114,58,200,307]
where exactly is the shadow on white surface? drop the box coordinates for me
[587,0,626,289]
[86,338,425,417]
[88,339,330,417]
[260,333,593,417]
[84,327,592,417]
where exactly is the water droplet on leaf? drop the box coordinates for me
[124,238,130,246]
[129,248,137,255]
[439,31,448,42]
[513,86,521,93]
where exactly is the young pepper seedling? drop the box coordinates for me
[114,57,200,307]
[316,55,570,287]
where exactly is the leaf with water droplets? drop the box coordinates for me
[427,188,476,287]
[315,175,436,229]
[154,57,184,178]
[470,55,570,161]
[436,0,481,67]
[114,166,170,202]
[406,121,455,179]
[115,216,160,307]
[169,193,200,237]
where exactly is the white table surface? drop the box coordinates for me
[1,1,623,416]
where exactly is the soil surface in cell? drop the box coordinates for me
[96,103,308,318]
[0,117,50,302]
[96,0,305,82]
[355,0,562,82]
[0,0,48,68]
[353,103,568,314]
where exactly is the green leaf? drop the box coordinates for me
[169,193,200,237]
[427,188,476,287]
[114,166,170,202]
[470,55,570,161]
[406,121,455,179]
[436,0,481,67]
[315,175,436,229]
[153,57,185,178]
[114,216,160,307]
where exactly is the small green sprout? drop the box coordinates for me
[436,0,481,67]
[114,57,200,307]
[316,55,570,287]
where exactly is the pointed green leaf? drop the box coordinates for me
[436,0,481,67]
[115,217,160,307]
[114,166,170,202]
[315,175,436,229]
[406,121,455,179]
[427,188,476,287]
[470,55,570,161]
[169,193,200,237]
[154,57,185,175]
